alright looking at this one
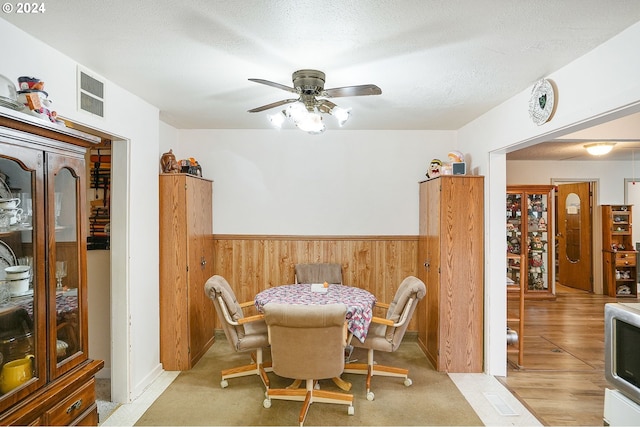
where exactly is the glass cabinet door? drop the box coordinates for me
[47,153,87,378]
[0,146,45,407]
[506,193,523,285]
[526,192,550,292]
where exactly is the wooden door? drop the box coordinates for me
[416,182,429,348]
[440,176,484,372]
[557,182,592,291]
[424,180,441,368]
[186,177,216,366]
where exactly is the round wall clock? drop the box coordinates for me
[528,79,555,125]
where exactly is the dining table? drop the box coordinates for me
[255,283,376,391]
[255,283,376,343]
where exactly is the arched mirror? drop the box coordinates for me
[565,192,581,262]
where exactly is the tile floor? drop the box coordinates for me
[99,371,541,426]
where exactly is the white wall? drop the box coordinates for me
[159,121,178,169]
[458,21,640,376]
[507,160,636,204]
[175,129,455,235]
[1,18,162,403]
[87,251,110,377]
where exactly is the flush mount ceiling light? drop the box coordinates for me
[248,69,381,134]
[584,142,616,156]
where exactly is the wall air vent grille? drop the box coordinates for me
[77,67,105,118]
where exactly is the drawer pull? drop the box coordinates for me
[66,399,83,414]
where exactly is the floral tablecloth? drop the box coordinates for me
[255,283,376,343]
[15,292,77,320]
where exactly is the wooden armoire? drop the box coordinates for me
[159,173,216,370]
[416,175,484,373]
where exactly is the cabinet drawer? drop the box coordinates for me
[73,404,98,426]
[45,378,95,426]
[615,253,636,267]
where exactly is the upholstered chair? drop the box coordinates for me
[262,302,354,426]
[344,275,426,401]
[204,275,271,390]
[294,263,343,285]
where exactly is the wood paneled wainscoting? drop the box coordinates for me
[211,234,419,329]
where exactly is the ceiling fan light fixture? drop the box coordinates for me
[317,100,351,127]
[331,106,351,127]
[584,142,616,156]
[285,102,308,122]
[248,69,381,134]
[294,111,325,134]
[268,111,286,128]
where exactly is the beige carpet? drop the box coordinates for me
[135,333,483,426]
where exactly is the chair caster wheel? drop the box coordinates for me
[366,391,375,401]
[348,406,355,415]
[220,379,229,388]
[404,378,413,387]
[263,399,271,408]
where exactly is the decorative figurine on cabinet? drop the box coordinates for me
[179,157,203,176]
[426,159,442,178]
[160,149,180,174]
[530,234,545,251]
[531,277,545,290]
[617,284,631,295]
[530,252,543,272]
[538,217,547,231]
[508,236,521,254]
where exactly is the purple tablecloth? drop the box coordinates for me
[255,284,376,343]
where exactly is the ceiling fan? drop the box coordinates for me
[247,69,382,133]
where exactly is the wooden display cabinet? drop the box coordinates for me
[602,205,637,297]
[0,108,103,425]
[507,185,555,300]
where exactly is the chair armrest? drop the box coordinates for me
[238,313,265,325]
[370,316,395,326]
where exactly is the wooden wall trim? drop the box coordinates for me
[210,234,420,330]
[213,234,418,241]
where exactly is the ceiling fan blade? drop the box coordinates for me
[248,98,299,113]
[248,78,298,94]
[323,84,382,98]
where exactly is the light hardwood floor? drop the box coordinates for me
[501,285,628,426]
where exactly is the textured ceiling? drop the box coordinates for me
[3,0,640,133]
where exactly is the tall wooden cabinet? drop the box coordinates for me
[0,109,103,425]
[416,176,484,373]
[506,185,555,300]
[602,205,637,297]
[159,173,216,370]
